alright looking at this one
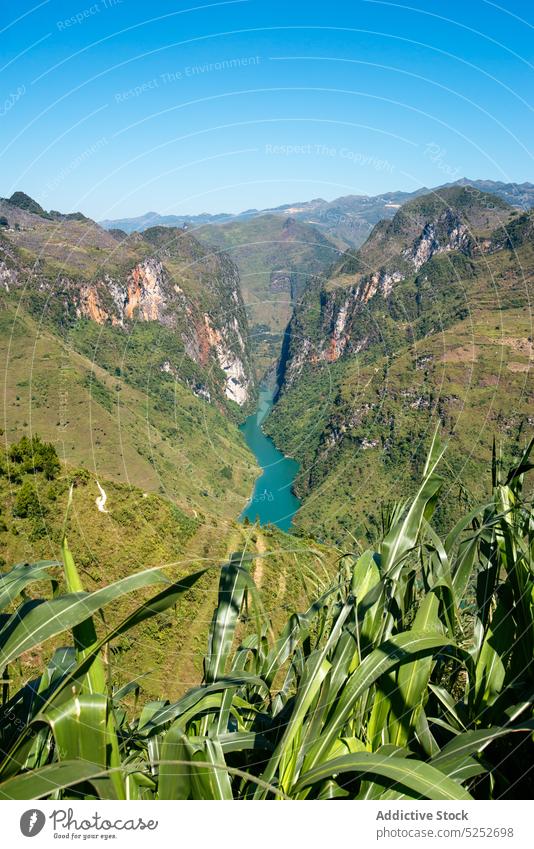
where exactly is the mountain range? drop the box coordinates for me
[99,179,534,375]
[100,179,534,249]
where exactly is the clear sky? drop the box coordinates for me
[1,0,532,220]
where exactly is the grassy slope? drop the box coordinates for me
[0,291,337,702]
[0,304,257,521]
[0,446,338,700]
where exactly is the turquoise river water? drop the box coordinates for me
[239,386,301,532]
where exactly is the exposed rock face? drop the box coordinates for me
[200,313,252,404]
[280,269,395,387]
[77,259,179,328]
[0,261,17,292]
[402,212,470,270]
[125,258,166,321]
[278,188,511,389]
[0,206,254,407]
[73,257,253,405]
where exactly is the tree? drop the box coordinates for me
[9,434,60,479]
[13,481,42,519]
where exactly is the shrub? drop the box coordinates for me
[8,434,60,479]
[12,480,43,518]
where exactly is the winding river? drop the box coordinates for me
[239,385,301,531]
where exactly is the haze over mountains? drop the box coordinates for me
[100,179,534,249]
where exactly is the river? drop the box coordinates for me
[239,385,301,531]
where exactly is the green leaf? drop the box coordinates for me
[0,760,107,800]
[305,630,453,771]
[204,553,251,684]
[0,560,59,612]
[389,593,442,748]
[258,600,354,795]
[432,723,534,777]
[381,428,444,577]
[190,739,233,800]
[45,693,109,767]
[61,538,105,694]
[295,752,472,800]
[158,726,191,799]
[0,566,170,668]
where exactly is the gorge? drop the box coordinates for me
[1,178,533,710]
[1,179,533,552]
[239,384,301,532]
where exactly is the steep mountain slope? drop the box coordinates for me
[266,187,533,543]
[0,304,258,521]
[0,192,259,522]
[1,192,255,407]
[192,215,340,373]
[0,435,337,700]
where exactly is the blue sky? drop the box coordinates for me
[1,0,532,219]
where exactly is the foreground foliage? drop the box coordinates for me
[0,433,533,800]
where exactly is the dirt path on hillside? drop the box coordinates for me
[253,531,266,589]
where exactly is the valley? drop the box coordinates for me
[1,179,533,695]
[3,1,533,805]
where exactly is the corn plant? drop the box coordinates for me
[0,434,533,800]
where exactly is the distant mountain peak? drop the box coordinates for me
[2,191,92,224]
[7,191,48,217]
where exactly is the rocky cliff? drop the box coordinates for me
[278,187,515,386]
[266,187,533,544]
[0,196,254,408]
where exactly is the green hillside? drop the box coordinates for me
[266,189,534,544]
[0,193,341,702]
[0,305,257,522]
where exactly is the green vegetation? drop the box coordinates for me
[0,433,335,700]
[266,192,534,545]
[5,191,51,219]
[0,437,532,800]
[0,184,532,801]
[8,434,60,480]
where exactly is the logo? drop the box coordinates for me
[20,809,46,837]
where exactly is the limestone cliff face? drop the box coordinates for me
[77,258,178,328]
[0,203,254,407]
[279,272,392,387]
[125,258,166,321]
[401,210,471,270]
[278,188,510,388]
[73,253,254,406]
